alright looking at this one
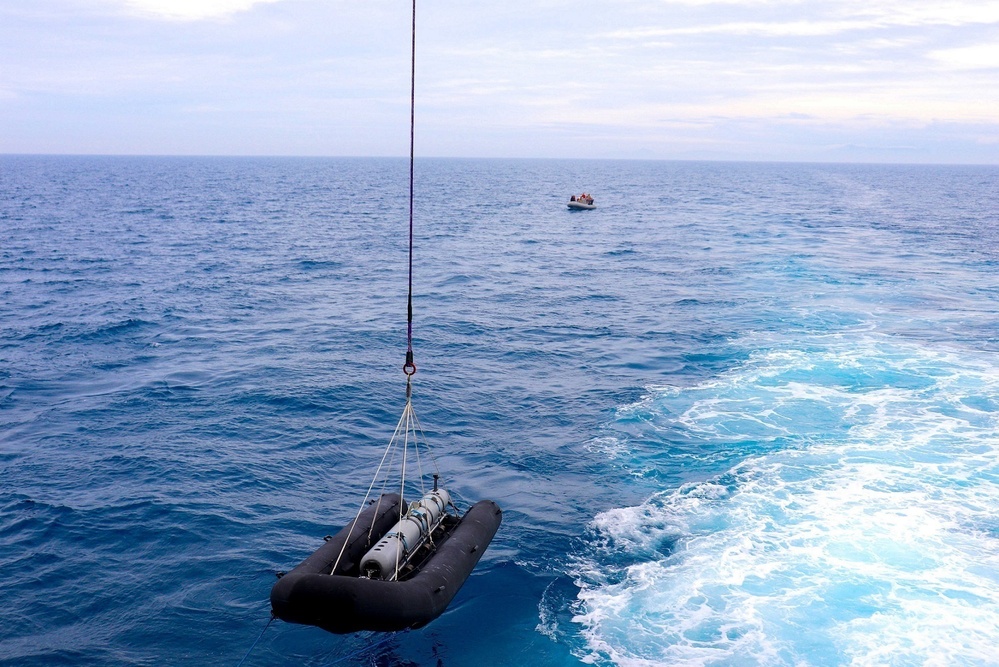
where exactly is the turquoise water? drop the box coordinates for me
[2,157,998,665]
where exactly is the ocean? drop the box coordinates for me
[2,156,998,666]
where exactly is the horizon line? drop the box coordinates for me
[3,152,998,168]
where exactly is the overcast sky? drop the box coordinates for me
[2,0,998,163]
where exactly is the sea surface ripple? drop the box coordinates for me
[2,156,998,665]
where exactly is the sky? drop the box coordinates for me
[2,0,998,163]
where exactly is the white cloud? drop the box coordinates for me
[930,43,999,70]
[609,20,882,39]
[120,0,282,21]
[858,1,999,27]
[4,0,998,160]
[602,0,999,43]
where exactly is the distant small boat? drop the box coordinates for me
[568,193,595,210]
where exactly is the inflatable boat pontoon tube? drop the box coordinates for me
[270,493,502,634]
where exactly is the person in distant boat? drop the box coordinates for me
[570,195,576,201]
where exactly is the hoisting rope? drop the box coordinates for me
[403,0,417,378]
[327,0,443,580]
[327,386,445,575]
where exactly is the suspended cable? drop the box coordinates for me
[329,405,414,574]
[404,0,417,377]
[269,0,501,636]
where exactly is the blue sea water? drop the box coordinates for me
[2,155,999,666]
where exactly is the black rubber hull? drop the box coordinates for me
[271,496,502,634]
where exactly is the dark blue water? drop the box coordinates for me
[2,156,998,666]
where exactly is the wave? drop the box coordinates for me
[572,334,999,665]
[69,318,156,344]
[297,259,343,272]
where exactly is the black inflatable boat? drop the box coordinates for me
[271,491,502,634]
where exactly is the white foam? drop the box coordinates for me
[574,336,999,665]
[586,436,630,461]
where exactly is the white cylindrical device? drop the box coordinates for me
[360,488,452,580]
